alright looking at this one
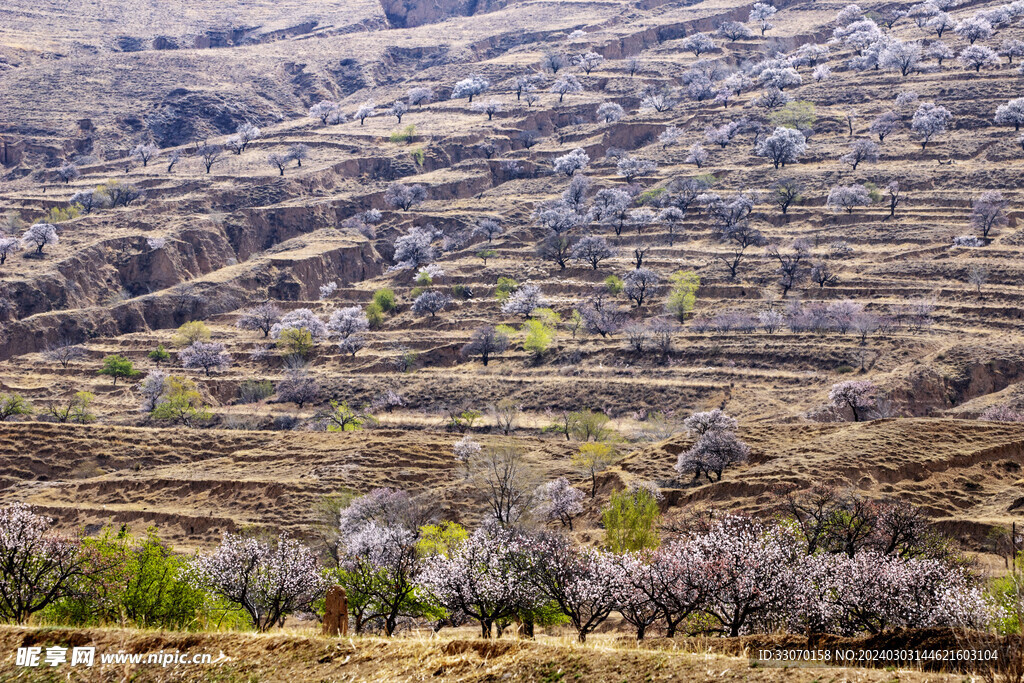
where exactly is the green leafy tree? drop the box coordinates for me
[602,488,662,553]
[523,319,555,360]
[477,248,497,265]
[365,302,385,329]
[172,321,211,347]
[532,307,561,327]
[604,275,624,295]
[330,564,440,635]
[98,355,140,386]
[327,567,380,633]
[415,522,468,558]
[571,442,619,497]
[148,345,170,366]
[277,327,315,359]
[665,270,700,322]
[47,528,206,629]
[566,310,585,339]
[0,393,32,421]
[769,100,816,130]
[48,391,96,424]
[121,531,207,628]
[322,400,372,431]
[568,409,613,442]
[150,376,212,427]
[446,408,483,432]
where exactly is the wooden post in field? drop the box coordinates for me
[322,585,349,636]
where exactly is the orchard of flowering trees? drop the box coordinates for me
[187,532,327,631]
[0,470,1002,639]
[210,493,997,640]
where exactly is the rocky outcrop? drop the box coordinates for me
[0,239,381,361]
[372,46,450,84]
[884,342,1024,416]
[0,193,382,354]
[379,0,512,28]
[147,89,270,148]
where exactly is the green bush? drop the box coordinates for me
[172,321,211,347]
[769,100,816,130]
[45,205,81,223]
[494,276,519,301]
[148,345,170,366]
[44,528,208,630]
[635,187,666,206]
[864,181,883,203]
[239,380,274,403]
[389,124,417,144]
[602,488,661,553]
[366,302,384,329]
[373,288,397,312]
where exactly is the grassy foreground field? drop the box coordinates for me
[0,625,975,682]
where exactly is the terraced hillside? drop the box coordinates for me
[2,0,1024,549]
[3,419,1024,554]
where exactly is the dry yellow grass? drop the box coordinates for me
[0,625,973,682]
